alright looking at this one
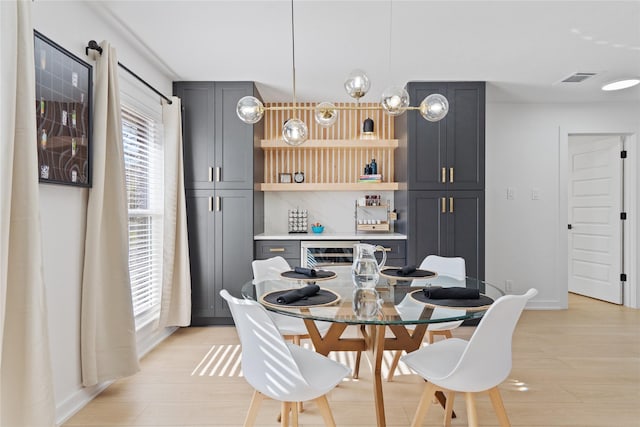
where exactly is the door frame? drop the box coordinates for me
[559,128,637,308]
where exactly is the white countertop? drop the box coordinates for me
[254,232,407,240]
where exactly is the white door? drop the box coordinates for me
[568,135,623,304]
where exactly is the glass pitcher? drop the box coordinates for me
[351,243,387,288]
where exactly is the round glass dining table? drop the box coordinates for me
[241,270,504,427]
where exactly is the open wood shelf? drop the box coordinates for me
[260,139,398,148]
[259,182,400,192]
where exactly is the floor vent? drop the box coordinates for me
[559,72,598,83]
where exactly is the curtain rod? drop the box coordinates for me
[85,40,172,105]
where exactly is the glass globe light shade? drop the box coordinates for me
[314,102,339,127]
[419,94,449,122]
[282,118,308,146]
[381,86,410,116]
[344,69,371,99]
[236,96,264,124]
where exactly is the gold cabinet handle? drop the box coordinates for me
[269,248,286,253]
[449,197,454,213]
[208,167,213,182]
[382,247,392,252]
[215,196,221,212]
[441,167,446,183]
[216,167,221,182]
[441,197,446,213]
[208,196,213,212]
[449,167,454,183]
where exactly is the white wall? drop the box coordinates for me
[264,191,395,234]
[31,1,174,423]
[486,101,640,309]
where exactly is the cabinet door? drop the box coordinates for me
[175,82,215,189]
[214,82,255,190]
[185,190,216,320]
[360,239,406,266]
[406,191,447,266]
[407,83,448,190]
[444,191,484,280]
[214,190,254,318]
[255,240,301,266]
[446,83,485,191]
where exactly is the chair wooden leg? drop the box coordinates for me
[488,386,511,427]
[444,390,455,427]
[243,390,264,427]
[387,350,402,381]
[427,331,435,344]
[291,400,299,427]
[353,350,362,379]
[410,381,438,427]
[464,392,479,427]
[443,329,453,339]
[297,401,303,413]
[280,402,290,427]
[314,395,337,427]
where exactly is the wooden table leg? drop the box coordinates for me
[361,324,388,427]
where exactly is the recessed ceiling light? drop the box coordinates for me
[601,79,640,91]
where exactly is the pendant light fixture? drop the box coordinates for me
[236,0,450,145]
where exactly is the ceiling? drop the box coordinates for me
[88,0,640,104]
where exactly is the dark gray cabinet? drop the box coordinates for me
[395,82,485,279]
[254,240,301,267]
[399,82,485,191]
[398,191,484,280]
[360,239,406,266]
[176,81,263,325]
[175,81,260,190]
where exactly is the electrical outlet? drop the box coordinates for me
[531,188,540,200]
[505,280,513,292]
[506,187,515,200]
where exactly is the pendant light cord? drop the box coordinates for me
[291,0,297,110]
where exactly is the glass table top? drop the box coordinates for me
[241,270,504,326]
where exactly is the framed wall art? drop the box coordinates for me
[34,30,92,187]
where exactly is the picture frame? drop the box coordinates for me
[279,173,292,183]
[34,30,92,187]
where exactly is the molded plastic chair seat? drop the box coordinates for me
[220,289,350,426]
[401,288,538,427]
[252,256,331,341]
[387,255,467,381]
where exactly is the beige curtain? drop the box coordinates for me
[0,1,56,425]
[159,97,192,327]
[81,41,139,387]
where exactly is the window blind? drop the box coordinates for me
[122,104,164,325]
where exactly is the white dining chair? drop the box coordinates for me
[252,256,362,378]
[387,255,467,381]
[220,289,350,427]
[402,288,538,427]
[251,256,324,344]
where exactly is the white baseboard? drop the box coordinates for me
[55,325,178,426]
[55,381,112,426]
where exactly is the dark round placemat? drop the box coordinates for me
[380,268,437,279]
[280,270,337,281]
[260,288,341,308]
[410,289,494,311]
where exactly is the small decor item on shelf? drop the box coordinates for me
[293,171,305,183]
[370,158,377,175]
[311,223,324,234]
[361,118,375,139]
[359,174,382,183]
[355,197,392,232]
[288,208,308,233]
[279,172,292,183]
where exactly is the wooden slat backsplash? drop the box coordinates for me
[264,102,394,140]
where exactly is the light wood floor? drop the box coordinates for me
[64,293,640,426]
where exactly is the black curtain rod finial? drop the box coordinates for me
[85,40,102,56]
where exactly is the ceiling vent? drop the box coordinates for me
[559,72,598,83]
